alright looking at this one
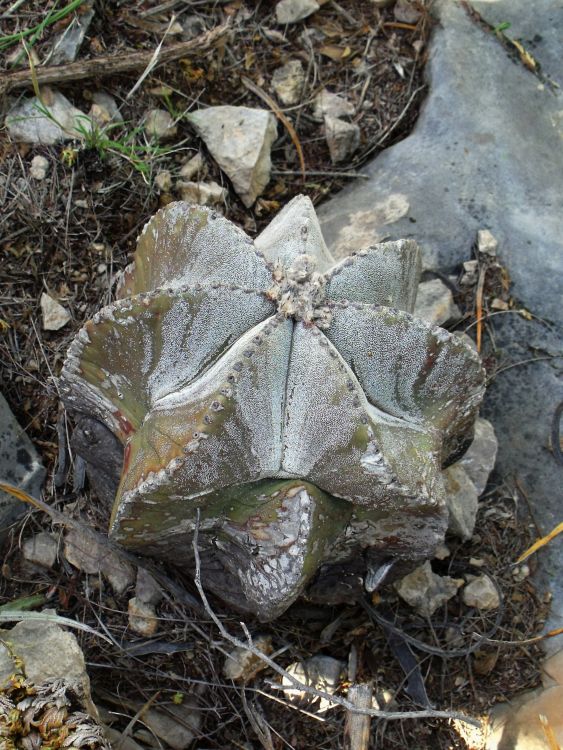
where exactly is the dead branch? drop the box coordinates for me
[0,22,230,97]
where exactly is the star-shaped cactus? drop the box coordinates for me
[61,196,485,620]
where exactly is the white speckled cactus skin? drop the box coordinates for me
[60,195,485,620]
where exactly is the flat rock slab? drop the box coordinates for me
[472,0,563,87]
[0,393,45,541]
[318,0,563,641]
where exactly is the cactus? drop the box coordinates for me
[60,196,485,620]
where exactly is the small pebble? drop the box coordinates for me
[30,155,49,180]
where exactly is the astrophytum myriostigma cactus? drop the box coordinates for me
[60,195,485,620]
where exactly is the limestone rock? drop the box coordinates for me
[0,619,94,712]
[155,170,172,192]
[40,292,71,331]
[135,568,162,606]
[542,648,563,688]
[394,0,421,23]
[271,60,305,105]
[144,109,177,141]
[179,152,205,181]
[90,91,120,123]
[276,0,319,25]
[324,115,360,164]
[414,278,461,326]
[477,228,498,257]
[64,528,135,594]
[282,655,345,712]
[5,88,91,144]
[395,561,461,617]
[463,575,500,610]
[187,106,277,206]
[223,635,272,682]
[134,702,201,750]
[22,531,58,568]
[0,393,45,541]
[177,180,226,206]
[30,155,49,180]
[443,464,479,540]
[316,0,563,639]
[486,686,563,750]
[49,7,95,64]
[457,417,498,495]
[313,89,355,121]
[127,597,158,637]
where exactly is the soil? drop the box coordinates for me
[0,1,552,749]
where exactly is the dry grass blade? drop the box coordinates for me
[539,714,561,750]
[241,75,306,182]
[517,521,563,563]
[475,263,486,352]
[0,610,113,643]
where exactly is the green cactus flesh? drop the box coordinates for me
[60,195,485,620]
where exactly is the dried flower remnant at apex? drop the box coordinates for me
[60,195,485,621]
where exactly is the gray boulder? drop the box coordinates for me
[317,0,563,641]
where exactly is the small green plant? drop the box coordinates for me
[73,116,172,179]
[493,21,511,34]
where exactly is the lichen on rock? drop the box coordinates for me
[60,195,486,620]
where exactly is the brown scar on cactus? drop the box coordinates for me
[60,195,485,621]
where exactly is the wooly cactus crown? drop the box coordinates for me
[61,195,485,620]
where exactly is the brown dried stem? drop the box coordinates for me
[0,22,230,96]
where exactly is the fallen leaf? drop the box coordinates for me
[319,45,352,61]
[511,39,537,71]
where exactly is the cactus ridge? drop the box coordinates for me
[61,195,485,620]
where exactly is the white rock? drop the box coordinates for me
[313,89,355,121]
[414,278,462,326]
[30,155,49,180]
[282,655,344,712]
[461,259,479,285]
[40,292,71,331]
[128,597,159,637]
[64,527,135,594]
[178,180,226,206]
[271,60,305,105]
[22,531,58,568]
[155,170,172,192]
[477,228,498,256]
[89,93,121,127]
[457,417,498,495]
[144,109,177,141]
[136,702,201,750]
[6,88,91,145]
[462,575,500,610]
[223,635,272,681]
[179,152,205,180]
[443,463,479,540]
[324,115,360,164]
[395,561,461,617]
[135,568,163,606]
[276,0,319,24]
[394,0,421,23]
[0,619,95,713]
[187,106,277,207]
